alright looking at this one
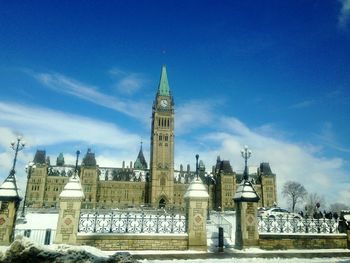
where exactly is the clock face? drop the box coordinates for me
[160,99,168,107]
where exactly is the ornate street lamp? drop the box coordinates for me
[195,154,199,180]
[9,136,26,178]
[241,145,252,181]
[205,172,215,221]
[73,150,80,178]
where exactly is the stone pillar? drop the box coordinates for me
[184,178,209,251]
[233,180,260,249]
[55,176,84,245]
[0,172,22,245]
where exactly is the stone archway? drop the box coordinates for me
[159,198,166,208]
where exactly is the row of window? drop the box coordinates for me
[32,185,40,191]
[157,117,172,128]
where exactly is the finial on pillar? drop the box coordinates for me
[74,150,80,178]
[195,154,199,180]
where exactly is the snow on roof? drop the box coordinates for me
[59,176,85,199]
[233,180,260,202]
[0,178,20,200]
[184,178,209,199]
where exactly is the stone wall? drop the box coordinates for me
[259,234,348,250]
[76,234,188,250]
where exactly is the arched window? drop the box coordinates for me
[159,198,166,208]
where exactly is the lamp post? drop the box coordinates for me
[7,136,25,224]
[9,136,26,178]
[205,172,215,221]
[20,161,35,219]
[73,150,80,178]
[240,145,252,181]
[195,154,199,180]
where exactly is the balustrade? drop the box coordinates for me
[258,216,339,234]
[78,209,187,234]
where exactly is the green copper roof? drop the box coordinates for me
[158,65,170,96]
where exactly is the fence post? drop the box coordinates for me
[233,179,260,249]
[0,173,22,245]
[184,178,209,251]
[54,176,84,245]
[44,229,51,245]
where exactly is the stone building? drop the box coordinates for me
[25,66,277,211]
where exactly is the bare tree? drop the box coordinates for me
[282,181,307,212]
[304,192,325,217]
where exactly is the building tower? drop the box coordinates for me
[149,65,175,208]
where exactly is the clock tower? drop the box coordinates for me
[149,65,175,208]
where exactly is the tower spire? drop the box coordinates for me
[158,65,170,96]
[134,141,148,169]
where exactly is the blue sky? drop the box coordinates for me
[0,0,350,208]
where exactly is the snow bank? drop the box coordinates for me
[0,236,138,263]
[140,259,350,263]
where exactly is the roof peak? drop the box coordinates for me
[157,65,170,96]
[134,142,148,169]
[0,170,22,201]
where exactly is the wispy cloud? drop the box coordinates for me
[0,102,147,192]
[29,71,150,123]
[315,122,350,153]
[175,99,222,135]
[109,68,148,95]
[338,0,350,29]
[0,102,142,149]
[290,99,315,109]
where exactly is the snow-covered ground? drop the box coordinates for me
[1,235,350,263]
[16,211,59,230]
[140,259,350,263]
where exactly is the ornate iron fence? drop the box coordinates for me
[78,209,187,234]
[258,216,339,234]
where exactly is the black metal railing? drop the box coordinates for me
[78,209,187,234]
[258,216,339,234]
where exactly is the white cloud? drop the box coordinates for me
[109,68,147,95]
[175,100,220,135]
[0,102,143,149]
[30,71,150,123]
[338,0,350,29]
[174,116,349,208]
[290,100,315,109]
[0,101,151,194]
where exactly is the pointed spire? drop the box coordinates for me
[134,141,148,169]
[158,65,170,96]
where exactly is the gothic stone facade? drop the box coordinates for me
[25,66,277,211]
